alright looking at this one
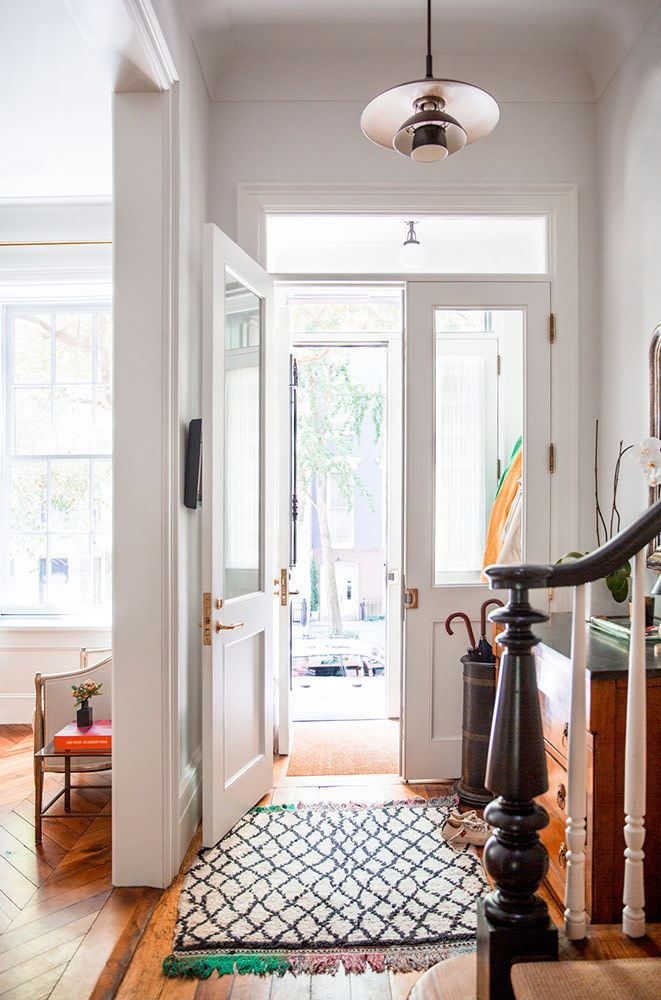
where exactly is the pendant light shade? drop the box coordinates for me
[399,221,427,269]
[361,1,499,162]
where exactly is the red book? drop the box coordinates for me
[54,721,112,750]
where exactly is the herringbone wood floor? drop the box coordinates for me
[0,725,159,999]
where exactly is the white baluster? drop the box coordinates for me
[623,547,647,937]
[564,583,588,939]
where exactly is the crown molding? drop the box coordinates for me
[63,0,179,93]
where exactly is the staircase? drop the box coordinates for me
[411,501,661,1000]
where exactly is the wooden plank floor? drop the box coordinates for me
[116,753,461,1000]
[0,724,564,1000]
[0,725,159,1000]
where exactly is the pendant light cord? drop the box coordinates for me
[426,0,433,78]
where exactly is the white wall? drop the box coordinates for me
[596,7,661,529]
[0,626,111,724]
[112,0,209,887]
[0,0,111,198]
[151,0,209,867]
[208,85,599,555]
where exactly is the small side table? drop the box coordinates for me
[34,740,112,843]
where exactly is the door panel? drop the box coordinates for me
[202,224,274,847]
[404,281,551,780]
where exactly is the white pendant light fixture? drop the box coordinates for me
[361,0,499,163]
[399,220,427,269]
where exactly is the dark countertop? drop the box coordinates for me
[534,613,661,677]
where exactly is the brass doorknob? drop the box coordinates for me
[558,841,568,869]
[557,783,566,810]
[215,620,244,632]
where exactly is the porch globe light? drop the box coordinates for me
[399,221,427,270]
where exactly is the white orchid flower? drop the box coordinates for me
[633,437,661,467]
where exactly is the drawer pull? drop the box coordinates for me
[558,841,568,869]
[557,783,566,810]
[562,722,568,747]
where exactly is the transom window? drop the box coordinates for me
[2,305,112,614]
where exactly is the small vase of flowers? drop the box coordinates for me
[72,680,103,728]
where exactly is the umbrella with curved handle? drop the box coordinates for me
[444,611,477,652]
[480,599,504,639]
[476,598,505,661]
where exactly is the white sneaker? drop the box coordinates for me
[441,809,492,850]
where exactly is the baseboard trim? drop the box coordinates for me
[178,747,202,864]
[0,694,33,724]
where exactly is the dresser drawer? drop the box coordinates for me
[538,685,569,760]
[538,749,570,908]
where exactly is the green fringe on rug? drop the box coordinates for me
[249,803,296,813]
[163,953,290,979]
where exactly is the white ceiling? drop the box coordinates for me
[181,0,658,100]
[0,0,112,199]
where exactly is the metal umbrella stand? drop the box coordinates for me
[445,601,503,808]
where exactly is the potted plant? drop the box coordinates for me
[72,679,103,728]
[560,424,660,620]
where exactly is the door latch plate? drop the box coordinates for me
[202,592,212,645]
[404,587,418,610]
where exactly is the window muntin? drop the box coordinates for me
[3,305,112,614]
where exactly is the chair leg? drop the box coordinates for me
[34,758,43,844]
[64,757,71,812]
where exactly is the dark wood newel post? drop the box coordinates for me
[476,573,558,1000]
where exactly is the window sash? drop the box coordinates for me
[2,303,112,615]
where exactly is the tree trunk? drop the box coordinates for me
[315,476,343,634]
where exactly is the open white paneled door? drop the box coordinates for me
[403,281,551,780]
[201,225,275,848]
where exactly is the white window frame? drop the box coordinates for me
[1,298,112,618]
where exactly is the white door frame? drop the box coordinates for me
[236,183,579,596]
[76,0,184,887]
[276,295,404,750]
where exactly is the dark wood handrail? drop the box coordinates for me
[475,499,661,999]
[485,499,661,592]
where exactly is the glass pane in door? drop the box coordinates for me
[434,308,524,586]
[224,268,262,599]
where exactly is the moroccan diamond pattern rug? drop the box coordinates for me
[163,798,488,979]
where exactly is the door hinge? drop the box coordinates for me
[549,313,556,344]
[549,443,556,473]
[496,354,501,376]
[403,587,418,610]
[497,458,502,481]
[548,587,556,602]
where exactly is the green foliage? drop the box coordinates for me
[605,562,631,603]
[296,350,384,513]
[557,552,631,603]
[310,558,319,612]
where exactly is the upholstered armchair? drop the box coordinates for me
[33,649,112,841]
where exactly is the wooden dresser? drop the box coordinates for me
[530,614,661,923]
